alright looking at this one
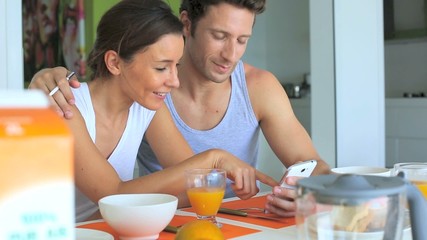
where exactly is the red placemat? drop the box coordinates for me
[77,215,260,240]
[181,195,296,229]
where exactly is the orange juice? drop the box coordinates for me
[187,187,225,216]
[0,91,74,240]
[412,181,427,199]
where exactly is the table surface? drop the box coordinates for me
[76,192,413,240]
[178,193,297,239]
[76,192,298,239]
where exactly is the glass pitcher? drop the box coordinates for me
[295,174,427,240]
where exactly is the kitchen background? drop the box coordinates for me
[1,0,426,187]
[243,0,427,186]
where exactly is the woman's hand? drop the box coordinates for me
[29,67,80,119]
[211,149,278,200]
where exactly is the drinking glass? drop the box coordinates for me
[185,168,226,227]
[392,162,427,199]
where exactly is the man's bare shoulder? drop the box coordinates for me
[242,62,281,90]
[241,62,290,119]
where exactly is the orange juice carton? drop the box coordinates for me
[0,90,74,240]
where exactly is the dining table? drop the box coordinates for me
[76,192,414,240]
[76,192,299,239]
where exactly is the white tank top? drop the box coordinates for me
[72,83,156,222]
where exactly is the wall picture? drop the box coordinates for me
[22,0,86,83]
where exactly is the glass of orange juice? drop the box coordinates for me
[392,162,427,200]
[185,168,226,227]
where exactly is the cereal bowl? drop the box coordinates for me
[99,193,178,240]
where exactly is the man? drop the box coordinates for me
[30,0,330,217]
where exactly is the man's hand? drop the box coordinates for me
[264,176,299,217]
[29,67,81,119]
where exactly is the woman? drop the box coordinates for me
[60,0,276,222]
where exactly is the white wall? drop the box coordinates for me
[0,0,23,89]
[309,0,336,168]
[332,0,385,167]
[245,0,312,189]
[265,0,310,85]
[243,0,310,85]
[243,8,267,70]
[252,0,386,172]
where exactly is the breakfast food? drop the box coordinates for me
[175,220,224,240]
[331,205,373,232]
[330,200,387,232]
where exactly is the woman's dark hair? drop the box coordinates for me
[87,0,183,80]
[179,0,266,36]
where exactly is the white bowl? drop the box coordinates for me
[331,166,391,177]
[99,193,178,240]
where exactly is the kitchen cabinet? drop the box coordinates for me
[276,98,427,169]
[384,0,427,41]
[385,98,427,167]
[383,0,427,98]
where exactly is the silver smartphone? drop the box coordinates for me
[279,160,317,189]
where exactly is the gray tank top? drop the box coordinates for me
[137,61,260,197]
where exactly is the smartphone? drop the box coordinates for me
[279,160,317,189]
